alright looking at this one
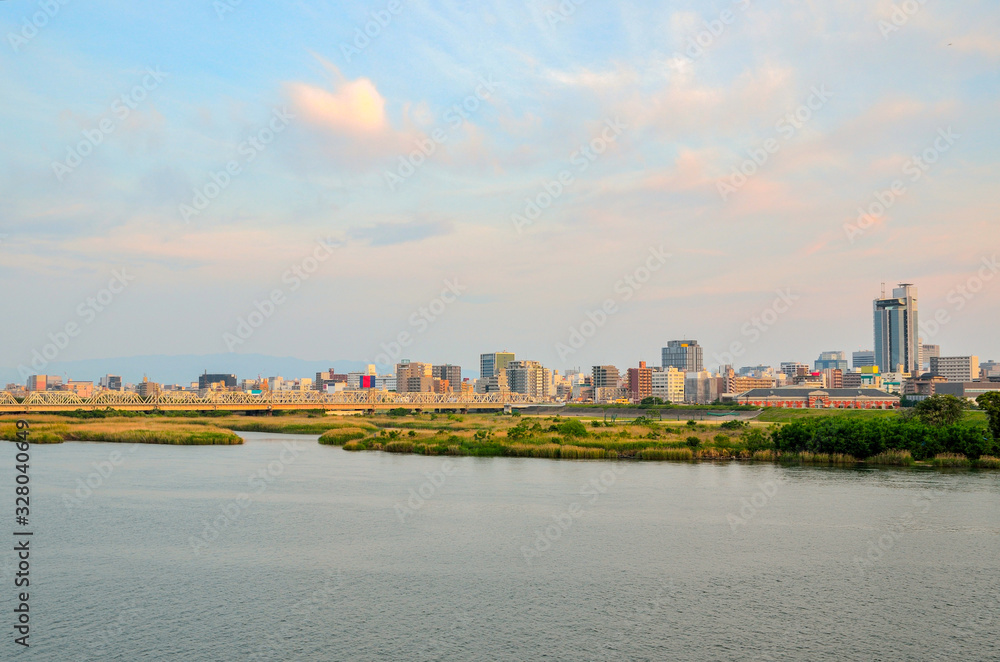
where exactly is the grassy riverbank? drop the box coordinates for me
[0,415,243,445]
[5,406,997,468]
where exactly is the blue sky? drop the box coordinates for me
[2,0,999,379]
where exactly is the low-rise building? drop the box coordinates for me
[736,387,899,409]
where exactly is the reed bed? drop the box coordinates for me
[384,440,415,453]
[974,455,1000,468]
[638,448,693,461]
[868,450,915,466]
[931,453,971,467]
[751,449,776,461]
[317,428,370,445]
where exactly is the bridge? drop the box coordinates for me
[0,390,544,414]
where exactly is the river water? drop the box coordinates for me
[2,431,998,661]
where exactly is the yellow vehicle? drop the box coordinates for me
[613,398,630,405]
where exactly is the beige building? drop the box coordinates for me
[651,367,685,403]
[930,356,979,382]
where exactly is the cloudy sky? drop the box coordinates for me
[1,0,998,379]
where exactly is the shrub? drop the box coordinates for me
[557,419,589,437]
[720,420,749,430]
[685,436,700,448]
[740,428,772,454]
[384,441,415,453]
[343,440,367,451]
[713,434,728,444]
[686,420,697,428]
[387,408,410,417]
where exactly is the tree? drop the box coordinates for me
[640,396,665,406]
[913,394,967,427]
[976,392,1000,441]
[741,428,772,454]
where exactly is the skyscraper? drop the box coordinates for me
[480,352,515,379]
[661,340,703,372]
[874,283,920,374]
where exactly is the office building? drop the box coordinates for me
[591,365,620,390]
[651,367,685,404]
[662,340,703,372]
[874,283,920,374]
[506,360,548,398]
[432,364,462,387]
[852,350,876,369]
[315,369,348,391]
[137,378,161,398]
[780,362,810,377]
[395,361,433,393]
[99,374,123,391]
[480,352,515,379]
[199,372,237,390]
[930,356,980,383]
[26,375,48,392]
[815,351,848,372]
[627,361,652,401]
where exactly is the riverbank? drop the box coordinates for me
[0,416,243,445]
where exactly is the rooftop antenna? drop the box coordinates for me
[880,282,885,298]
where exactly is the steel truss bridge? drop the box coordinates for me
[0,390,543,414]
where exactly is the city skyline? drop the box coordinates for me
[5,275,996,387]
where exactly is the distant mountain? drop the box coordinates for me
[0,353,396,387]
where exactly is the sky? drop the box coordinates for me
[1,0,999,381]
